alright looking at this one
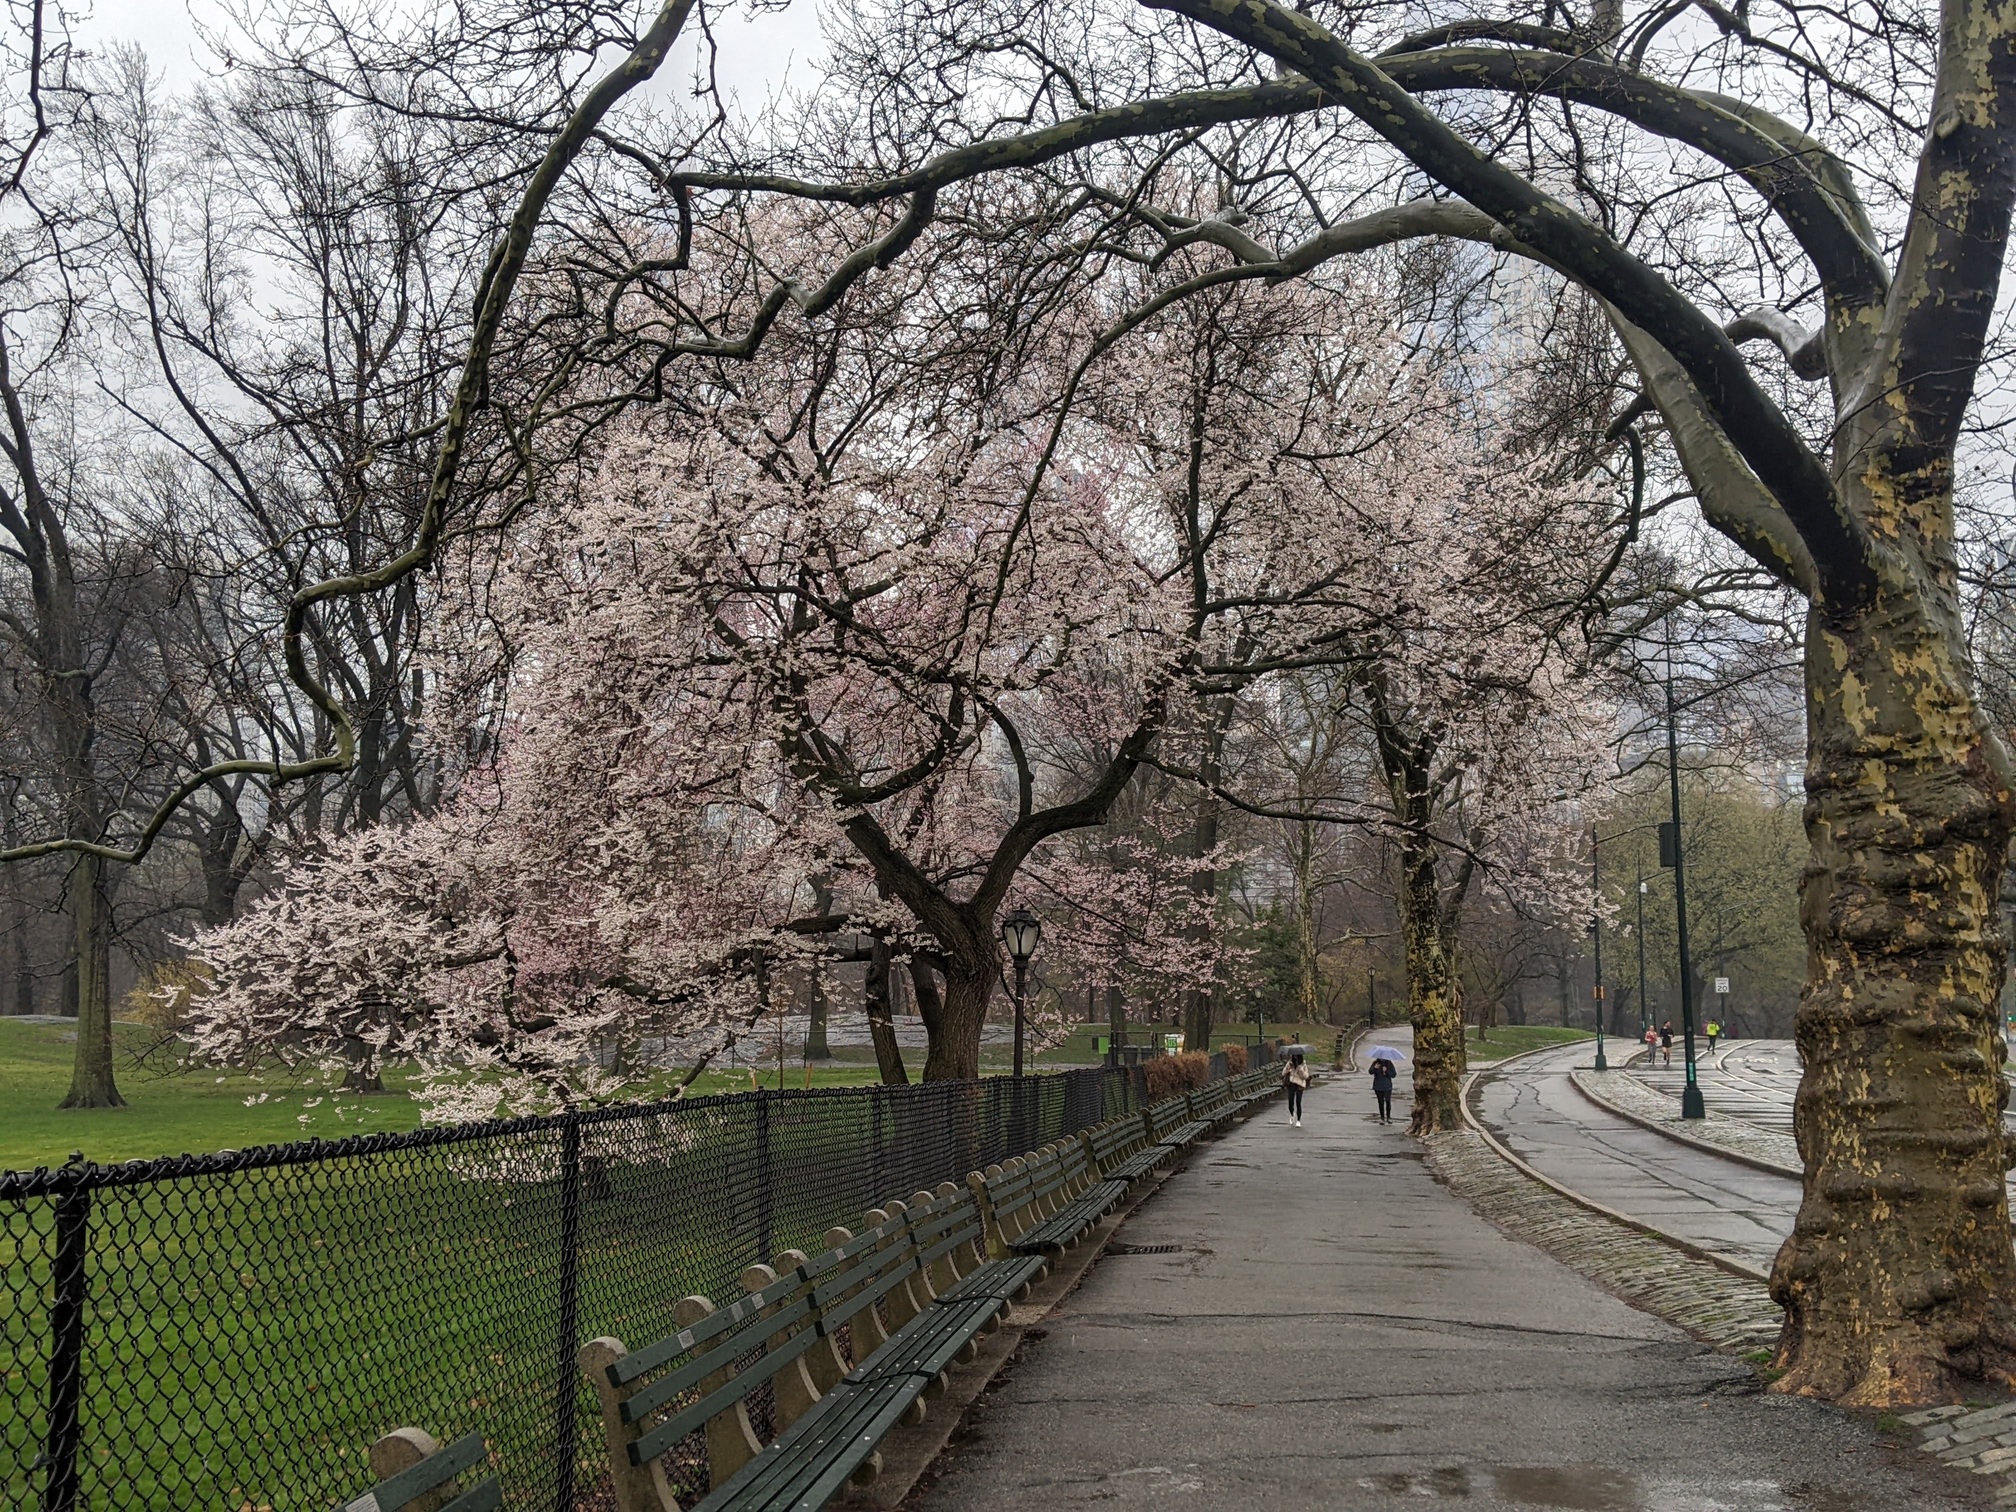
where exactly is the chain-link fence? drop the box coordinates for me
[2,1067,1146,1512]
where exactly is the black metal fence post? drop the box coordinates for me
[41,1175,89,1512]
[753,1091,773,1261]
[871,1088,886,1201]
[0,1064,1162,1512]
[553,1117,583,1512]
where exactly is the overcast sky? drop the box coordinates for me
[78,0,819,100]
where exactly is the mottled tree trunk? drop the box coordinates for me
[197,794,251,928]
[804,970,831,1060]
[1401,838,1464,1133]
[7,885,30,1016]
[1182,778,1221,1053]
[1772,583,2016,1402]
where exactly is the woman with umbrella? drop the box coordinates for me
[1366,1047,1404,1124]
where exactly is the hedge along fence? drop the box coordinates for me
[0,1068,1135,1512]
[1142,1051,1214,1101]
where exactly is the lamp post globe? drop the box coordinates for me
[1001,908,1041,1077]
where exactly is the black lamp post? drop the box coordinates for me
[1001,907,1042,1078]
[1590,830,1608,1070]
[1636,869,1651,1041]
[1663,650,1707,1119]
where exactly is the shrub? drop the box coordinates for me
[122,958,212,1031]
[1142,1049,1212,1101]
[1221,1043,1248,1074]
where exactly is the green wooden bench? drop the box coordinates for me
[1081,1108,1166,1184]
[967,1145,1100,1262]
[580,1193,1012,1512]
[837,1191,1012,1395]
[1230,1065,1283,1114]
[343,1428,498,1512]
[1185,1081,1239,1135]
[1001,1141,1127,1255]
[922,1179,1049,1309]
[1147,1092,1209,1151]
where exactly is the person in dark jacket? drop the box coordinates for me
[1368,1056,1397,1124]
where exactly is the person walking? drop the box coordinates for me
[1658,1020,1674,1069]
[1368,1054,1397,1125]
[1642,1025,1659,1062]
[1282,1052,1311,1126]
[1705,1019,1721,1057]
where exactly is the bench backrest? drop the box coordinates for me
[1146,1097,1191,1142]
[1081,1111,1149,1172]
[907,1182,989,1298]
[578,1195,928,1512]
[346,1429,498,1512]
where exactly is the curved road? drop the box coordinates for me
[1470,1041,1800,1274]
[1637,1037,2016,1138]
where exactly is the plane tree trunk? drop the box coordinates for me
[1771,502,2016,1402]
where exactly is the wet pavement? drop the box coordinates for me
[1633,1041,1800,1133]
[1472,1043,1801,1274]
[909,1030,1994,1511]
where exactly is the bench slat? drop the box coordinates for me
[810,1249,921,1323]
[610,1267,810,1386]
[436,1483,503,1512]
[844,1298,999,1385]
[621,1292,819,1427]
[933,1254,1044,1305]
[629,1319,824,1465]
[696,1379,916,1512]
[350,1432,487,1512]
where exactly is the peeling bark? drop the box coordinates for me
[1772,561,2016,1402]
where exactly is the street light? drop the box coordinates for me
[1662,646,1707,1119]
[1636,872,1651,1042]
[1001,907,1042,1078]
[1590,830,1608,1070]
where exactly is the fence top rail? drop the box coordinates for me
[0,1064,1121,1202]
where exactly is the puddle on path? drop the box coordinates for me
[1352,1464,1789,1509]
[1491,1466,1639,1509]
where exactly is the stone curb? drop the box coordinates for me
[1461,1058,1770,1284]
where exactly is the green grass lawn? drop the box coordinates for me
[0,1019,423,1173]
[0,1024,1141,1512]
[1462,1024,1596,1062]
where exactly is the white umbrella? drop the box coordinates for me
[1365,1045,1410,1062]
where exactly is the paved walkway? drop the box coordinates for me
[912,1042,1995,1510]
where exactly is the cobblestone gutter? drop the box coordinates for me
[1426,1129,2016,1502]
[1422,1130,1781,1352]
